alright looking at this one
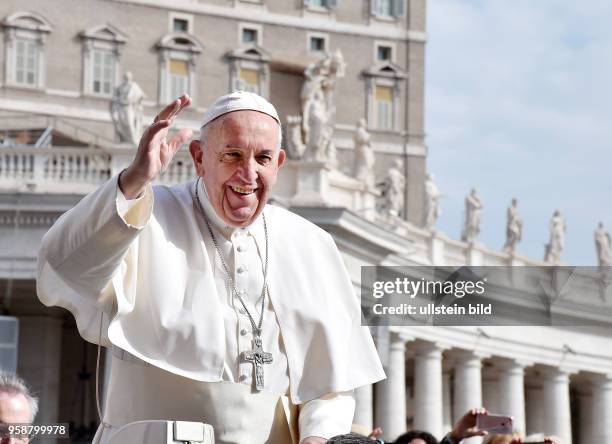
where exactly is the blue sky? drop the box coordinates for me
[425,0,612,265]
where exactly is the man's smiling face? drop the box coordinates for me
[189,110,285,227]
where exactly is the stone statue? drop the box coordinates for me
[423,173,441,230]
[376,159,404,217]
[503,198,523,253]
[285,115,306,160]
[595,222,611,266]
[110,71,145,146]
[544,210,565,264]
[352,118,375,188]
[461,188,483,242]
[299,50,345,165]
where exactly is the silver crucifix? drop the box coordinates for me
[242,336,273,391]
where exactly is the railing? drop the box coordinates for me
[0,146,194,193]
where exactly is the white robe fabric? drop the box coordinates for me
[37,174,384,411]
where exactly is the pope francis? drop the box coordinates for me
[37,91,385,443]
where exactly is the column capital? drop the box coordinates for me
[448,348,489,364]
[540,366,574,381]
[494,357,532,372]
[412,340,447,358]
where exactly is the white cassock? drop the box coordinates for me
[37,176,385,443]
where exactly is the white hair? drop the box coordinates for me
[0,372,38,422]
[199,113,282,150]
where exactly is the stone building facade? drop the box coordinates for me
[1,1,611,444]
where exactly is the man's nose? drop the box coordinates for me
[237,158,258,183]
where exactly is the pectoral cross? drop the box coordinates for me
[242,336,273,391]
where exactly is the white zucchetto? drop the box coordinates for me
[201,90,280,128]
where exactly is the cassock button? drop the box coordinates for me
[240,328,248,336]
[237,266,247,274]
[237,245,245,252]
[239,308,246,315]
[239,374,247,382]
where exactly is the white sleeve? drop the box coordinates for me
[298,391,355,442]
[116,184,150,227]
[36,174,153,344]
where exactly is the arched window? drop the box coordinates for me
[156,33,203,104]
[80,24,127,97]
[1,11,52,89]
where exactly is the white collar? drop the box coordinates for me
[194,178,263,240]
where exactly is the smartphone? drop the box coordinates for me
[476,414,513,434]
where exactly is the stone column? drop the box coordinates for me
[496,359,526,435]
[525,376,544,436]
[482,365,499,414]
[541,367,572,444]
[442,364,453,434]
[354,384,373,430]
[591,375,612,442]
[413,341,443,439]
[453,351,483,444]
[375,332,406,441]
[576,384,593,444]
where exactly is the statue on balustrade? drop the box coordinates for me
[110,72,145,146]
[461,187,483,243]
[376,158,404,218]
[595,222,611,266]
[503,198,523,254]
[352,118,375,189]
[544,209,565,264]
[423,173,441,230]
[298,50,345,165]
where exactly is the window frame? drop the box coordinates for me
[307,32,329,54]
[1,11,52,90]
[238,22,263,46]
[156,32,203,105]
[79,24,127,98]
[363,61,406,133]
[227,44,271,98]
[168,12,194,34]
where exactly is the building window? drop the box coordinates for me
[310,37,325,52]
[169,59,189,99]
[370,0,405,18]
[92,49,115,95]
[377,45,392,62]
[169,13,193,34]
[1,11,52,89]
[239,68,259,93]
[157,33,203,104]
[238,23,262,46]
[375,85,393,130]
[80,24,127,97]
[227,45,271,98]
[364,61,406,132]
[307,32,329,54]
[303,0,338,10]
[15,39,37,86]
[242,28,257,44]
[173,18,189,33]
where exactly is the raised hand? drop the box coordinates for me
[119,94,194,198]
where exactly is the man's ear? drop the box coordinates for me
[277,149,286,168]
[189,140,205,176]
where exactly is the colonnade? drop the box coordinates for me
[353,333,612,443]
